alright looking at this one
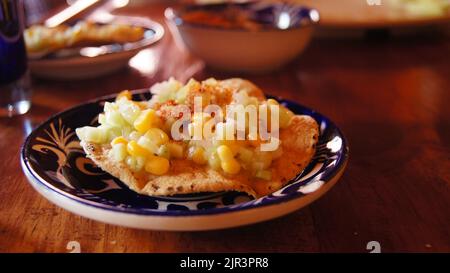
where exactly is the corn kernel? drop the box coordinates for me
[208,151,221,171]
[221,160,241,175]
[116,90,132,101]
[214,140,239,156]
[144,128,169,145]
[217,145,234,161]
[217,145,241,174]
[167,142,184,159]
[127,140,151,158]
[126,156,137,170]
[125,156,144,171]
[111,136,128,146]
[128,131,142,141]
[145,156,170,175]
[136,156,146,171]
[191,147,207,165]
[134,109,158,133]
[157,144,170,159]
[137,136,158,154]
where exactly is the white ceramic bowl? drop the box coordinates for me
[165,2,319,73]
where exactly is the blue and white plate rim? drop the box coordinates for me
[21,90,349,217]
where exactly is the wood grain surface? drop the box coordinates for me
[0,0,449,252]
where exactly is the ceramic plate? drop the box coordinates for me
[21,90,349,231]
[28,18,164,80]
[295,0,450,28]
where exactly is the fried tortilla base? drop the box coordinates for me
[80,115,318,198]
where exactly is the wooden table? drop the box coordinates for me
[1,1,449,253]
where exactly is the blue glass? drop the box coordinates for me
[0,0,31,116]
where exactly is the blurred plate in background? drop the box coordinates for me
[28,18,164,80]
[294,0,450,28]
